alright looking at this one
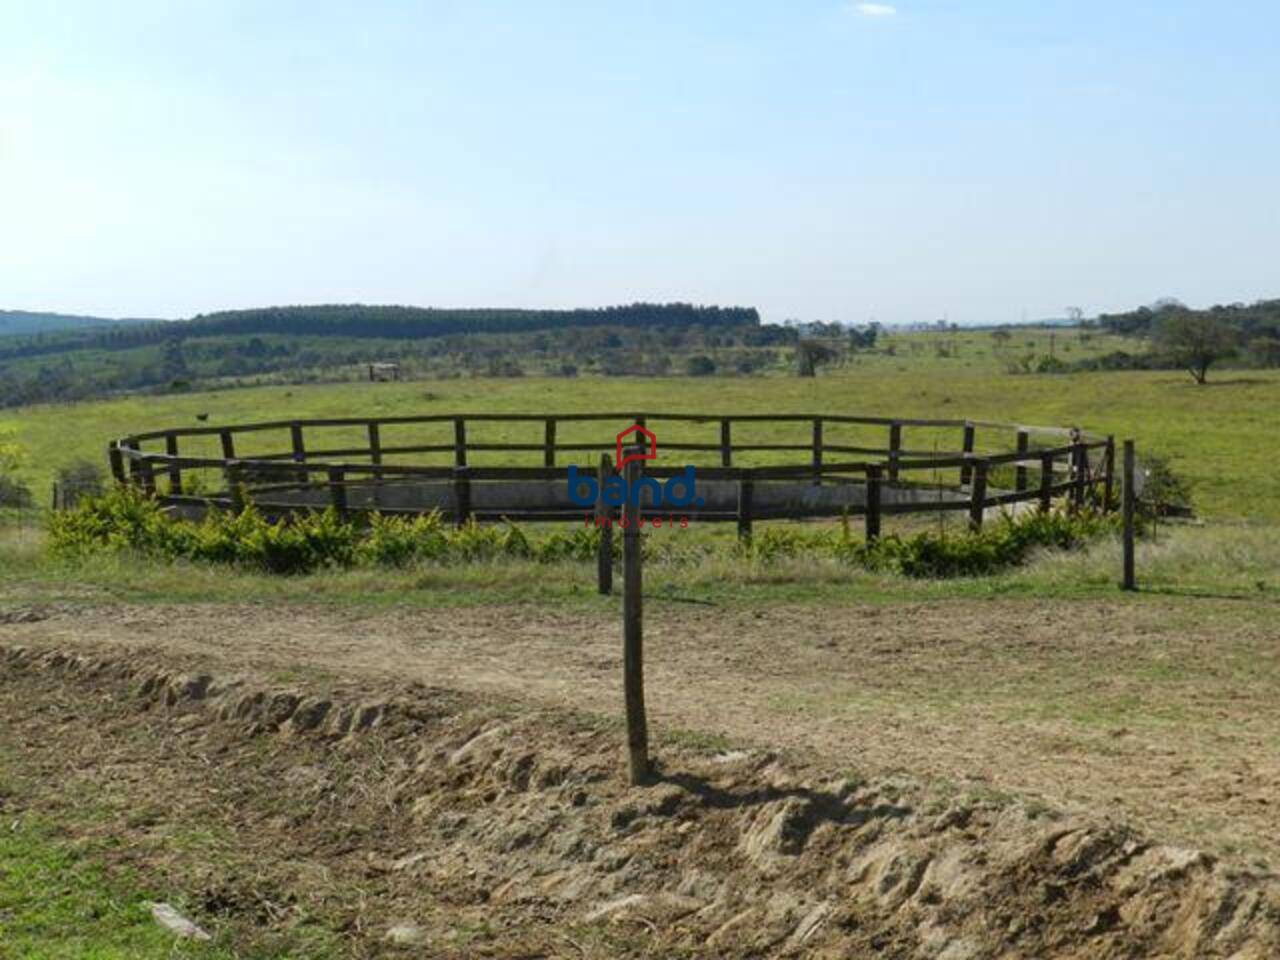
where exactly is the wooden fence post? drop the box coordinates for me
[164,434,183,495]
[1071,444,1087,512]
[622,452,650,785]
[225,461,245,512]
[220,429,236,461]
[968,458,988,531]
[1015,429,1029,493]
[737,473,754,542]
[367,422,383,465]
[1122,440,1136,591]
[960,423,976,486]
[125,441,143,487]
[1038,452,1054,513]
[138,458,157,497]
[865,463,882,543]
[107,444,126,484]
[544,419,557,468]
[328,466,348,518]
[720,419,732,467]
[811,418,823,486]
[596,454,614,595]
[888,422,903,483]
[453,465,471,527]
[453,417,467,468]
[1104,435,1116,511]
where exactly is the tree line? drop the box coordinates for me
[0,302,759,364]
[1098,298,1280,383]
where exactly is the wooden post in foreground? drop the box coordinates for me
[1122,439,1136,591]
[596,454,613,595]
[622,452,650,785]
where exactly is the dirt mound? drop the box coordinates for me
[3,643,1279,958]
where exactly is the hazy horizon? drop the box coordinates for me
[3,1,1277,326]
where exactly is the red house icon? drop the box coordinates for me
[616,424,657,470]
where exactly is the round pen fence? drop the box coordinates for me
[105,413,1116,540]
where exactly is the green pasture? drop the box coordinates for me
[4,357,1276,519]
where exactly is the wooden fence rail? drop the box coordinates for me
[106,413,1114,537]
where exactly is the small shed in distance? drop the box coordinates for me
[368,362,400,382]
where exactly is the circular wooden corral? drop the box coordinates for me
[106,412,1115,536]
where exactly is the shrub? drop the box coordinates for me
[832,508,1116,578]
[534,527,604,563]
[1035,354,1068,374]
[1136,454,1193,518]
[356,511,448,566]
[686,355,716,376]
[48,488,1116,579]
[47,486,357,573]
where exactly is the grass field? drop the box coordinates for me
[6,352,1278,520]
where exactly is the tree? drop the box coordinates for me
[685,355,716,376]
[1154,312,1238,384]
[848,324,879,351]
[795,340,840,377]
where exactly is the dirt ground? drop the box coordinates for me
[2,642,1278,958]
[3,595,1278,866]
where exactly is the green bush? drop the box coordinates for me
[534,526,604,563]
[48,487,359,573]
[356,511,448,566]
[1136,453,1193,517]
[48,487,1115,579]
[834,508,1116,578]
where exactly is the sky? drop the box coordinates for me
[1,1,1277,326]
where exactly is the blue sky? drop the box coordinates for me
[2,1,1277,324]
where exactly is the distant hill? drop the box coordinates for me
[0,301,770,407]
[0,310,155,337]
[182,302,760,341]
